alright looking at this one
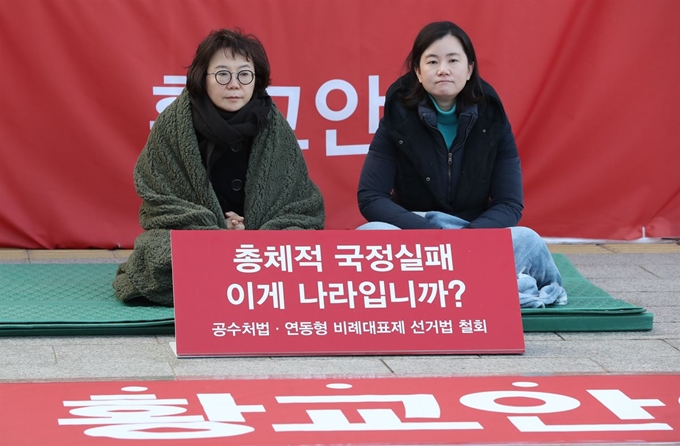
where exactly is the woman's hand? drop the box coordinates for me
[225,211,245,230]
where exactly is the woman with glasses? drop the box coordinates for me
[357,21,566,308]
[114,28,325,305]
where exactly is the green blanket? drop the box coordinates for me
[0,254,652,336]
[113,90,325,305]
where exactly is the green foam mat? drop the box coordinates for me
[0,255,652,335]
[521,254,653,331]
[0,264,174,335]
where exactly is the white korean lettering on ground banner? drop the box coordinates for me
[460,382,673,433]
[58,386,261,439]
[150,75,384,155]
[56,381,676,440]
[273,384,482,432]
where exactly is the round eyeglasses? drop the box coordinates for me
[207,69,255,86]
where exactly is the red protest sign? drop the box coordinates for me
[171,229,523,357]
[3,375,679,445]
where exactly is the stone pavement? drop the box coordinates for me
[0,242,678,381]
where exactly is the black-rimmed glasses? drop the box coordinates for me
[207,70,255,85]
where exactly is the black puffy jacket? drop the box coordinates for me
[357,74,524,229]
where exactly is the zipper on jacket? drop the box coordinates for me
[421,107,470,206]
[447,117,474,205]
[447,151,453,203]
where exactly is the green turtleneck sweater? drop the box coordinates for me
[429,95,458,150]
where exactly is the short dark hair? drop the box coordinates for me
[186,28,271,98]
[402,21,483,108]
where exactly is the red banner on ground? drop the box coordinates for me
[1,375,678,445]
[171,229,524,356]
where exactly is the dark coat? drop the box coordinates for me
[358,74,523,229]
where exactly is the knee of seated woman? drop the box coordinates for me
[356,221,401,230]
[509,226,542,242]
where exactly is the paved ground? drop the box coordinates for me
[0,242,678,381]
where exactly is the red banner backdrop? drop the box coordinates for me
[1,0,678,248]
